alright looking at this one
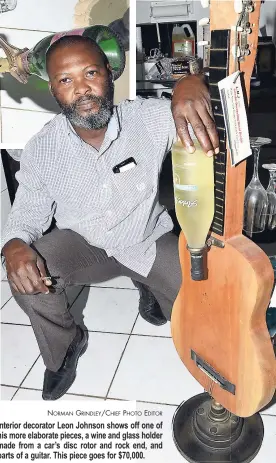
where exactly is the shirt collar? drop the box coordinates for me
[65,106,121,154]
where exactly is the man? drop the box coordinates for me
[1,35,219,401]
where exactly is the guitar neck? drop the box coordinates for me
[209,0,261,241]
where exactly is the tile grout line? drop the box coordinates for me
[106,397,180,407]
[1,296,13,310]
[10,354,42,400]
[87,285,138,291]
[2,384,276,413]
[0,385,181,407]
[104,313,140,400]
[6,386,108,401]
[67,286,86,308]
[5,388,180,407]
[1,106,57,115]
[1,322,171,338]
[0,27,56,34]
[87,330,171,339]
[1,322,32,327]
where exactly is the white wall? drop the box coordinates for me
[137,0,276,41]
[259,0,276,41]
[137,0,208,25]
[0,0,78,145]
[0,0,129,231]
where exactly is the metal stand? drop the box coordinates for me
[172,392,264,463]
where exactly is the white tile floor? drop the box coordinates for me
[1,275,276,462]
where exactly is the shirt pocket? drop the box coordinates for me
[113,163,156,216]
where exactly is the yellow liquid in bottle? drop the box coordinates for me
[172,140,215,249]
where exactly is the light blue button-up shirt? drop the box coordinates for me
[1,97,177,276]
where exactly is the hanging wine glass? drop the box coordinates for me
[243,137,271,237]
[262,163,276,230]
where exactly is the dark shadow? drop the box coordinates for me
[274,10,276,44]
[1,149,20,203]
[89,0,128,28]
[1,73,60,113]
[69,286,91,330]
[0,33,59,113]
[159,150,181,237]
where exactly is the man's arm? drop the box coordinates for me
[1,141,56,294]
[172,75,220,156]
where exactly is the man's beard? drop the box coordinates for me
[53,80,114,130]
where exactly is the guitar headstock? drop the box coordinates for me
[204,1,262,239]
[210,0,261,95]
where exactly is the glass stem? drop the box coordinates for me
[267,173,274,192]
[252,147,260,180]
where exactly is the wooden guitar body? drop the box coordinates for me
[171,232,276,417]
[171,0,276,420]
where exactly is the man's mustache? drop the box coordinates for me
[73,94,103,107]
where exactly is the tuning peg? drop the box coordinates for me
[246,2,254,13]
[231,26,243,32]
[245,22,252,34]
[244,44,251,56]
[234,0,243,13]
[199,17,210,26]
[198,41,210,46]
[200,0,210,8]
[232,44,241,58]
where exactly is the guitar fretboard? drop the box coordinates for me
[209,29,230,235]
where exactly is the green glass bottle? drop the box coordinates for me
[0,25,125,84]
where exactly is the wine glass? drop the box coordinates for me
[262,163,276,230]
[243,137,271,237]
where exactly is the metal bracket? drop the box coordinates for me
[206,236,225,248]
[238,1,254,62]
[191,349,236,395]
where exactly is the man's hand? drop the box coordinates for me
[172,75,219,156]
[2,238,51,295]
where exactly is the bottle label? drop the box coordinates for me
[218,71,251,166]
[174,184,197,191]
[173,41,195,56]
[175,197,198,208]
[174,162,196,168]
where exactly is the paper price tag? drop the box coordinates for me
[218,71,252,166]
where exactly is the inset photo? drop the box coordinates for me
[136,0,208,99]
[0,0,129,145]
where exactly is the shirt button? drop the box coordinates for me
[103,184,108,189]
[106,210,112,217]
[137,182,146,191]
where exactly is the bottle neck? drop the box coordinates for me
[20,49,30,74]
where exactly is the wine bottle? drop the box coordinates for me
[172,139,215,280]
[0,25,125,84]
